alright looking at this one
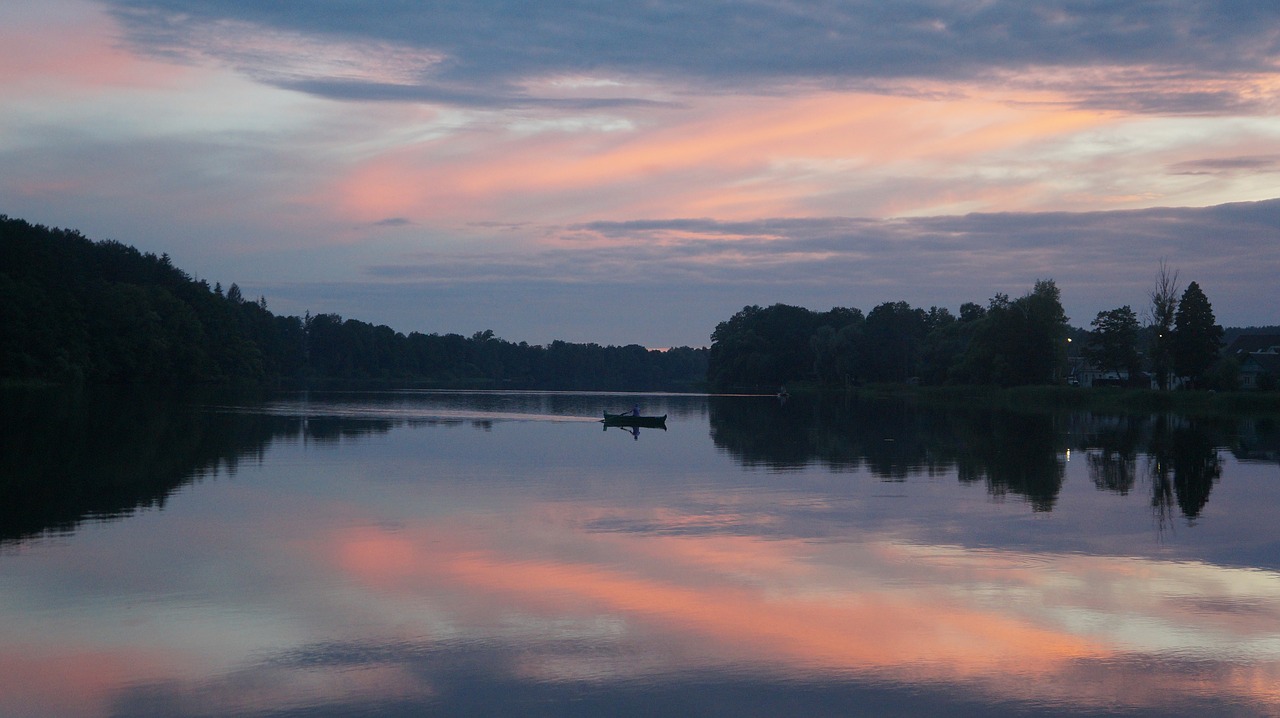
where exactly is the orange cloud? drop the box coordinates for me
[322,508,1280,712]
[330,524,1102,676]
[442,549,1103,678]
[320,88,1113,228]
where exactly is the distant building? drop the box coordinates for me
[1225,335,1280,390]
[1066,356,1139,388]
[1239,353,1280,390]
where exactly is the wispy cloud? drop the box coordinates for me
[1170,154,1280,175]
[339,199,1280,343]
[104,0,1280,112]
[369,199,1280,285]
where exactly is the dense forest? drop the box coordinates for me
[708,281,1072,391]
[0,216,707,389]
[706,280,1273,392]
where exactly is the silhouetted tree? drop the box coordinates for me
[708,304,820,390]
[1147,260,1180,389]
[859,301,928,382]
[1172,281,1223,388]
[811,307,864,386]
[955,280,1069,386]
[1085,305,1141,379]
[919,306,961,385]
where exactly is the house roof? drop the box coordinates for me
[1226,334,1280,355]
[1241,353,1280,374]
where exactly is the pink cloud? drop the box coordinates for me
[0,1,189,92]
[319,510,1280,711]
[0,647,192,718]
[316,88,1120,228]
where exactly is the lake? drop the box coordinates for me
[3,388,1280,717]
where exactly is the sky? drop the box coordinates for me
[2,0,1278,347]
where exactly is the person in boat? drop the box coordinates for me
[631,403,640,416]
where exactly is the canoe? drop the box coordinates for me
[603,411,667,427]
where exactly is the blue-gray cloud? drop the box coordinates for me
[271,78,680,110]
[341,199,1280,344]
[103,0,1280,112]
[569,199,1280,277]
[1170,154,1280,175]
[362,200,1280,293]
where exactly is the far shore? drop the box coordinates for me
[777,382,1280,415]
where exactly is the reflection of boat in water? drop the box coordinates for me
[603,411,667,428]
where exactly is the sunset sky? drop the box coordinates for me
[3,0,1278,346]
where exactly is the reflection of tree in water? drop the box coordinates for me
[306,417,396,443]
[1146,415,1179,529]
[1146,414,1226,526]
[707,395,819,471]
[707,394,958,477]
[708,395,1266,518]
[1085,415,1145,495]
[1173,430,1221,521]
[1088,451,1137,495]
[953,410,1065,512]
[0,388,395,544]
[709,394,1066,509]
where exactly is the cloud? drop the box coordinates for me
[271,78,679,110]
[368,199,1280,289]
[201,515,1280,713]
[329,199,1280,343]
[1170,154,1280,175]
[102,0,1280,112]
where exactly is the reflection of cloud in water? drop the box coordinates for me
[316,509,1280,713]
[7,393,1280,716]
[8,476,1280,716]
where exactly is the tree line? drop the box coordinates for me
[0,216,706,389]
[709,279,1072,390]
[1078,264,1226,390]
[3,215,1264,392]
[708,272,1243,392]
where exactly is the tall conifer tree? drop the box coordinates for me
[1172,281,1223,388]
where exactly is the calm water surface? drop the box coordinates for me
[3,389,1280,717]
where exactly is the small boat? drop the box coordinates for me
[603,411,667,428]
